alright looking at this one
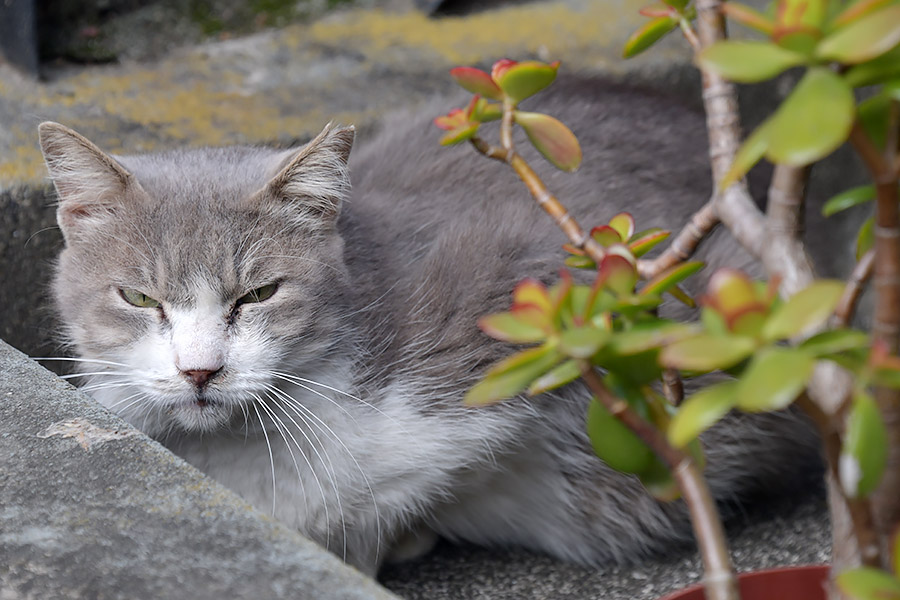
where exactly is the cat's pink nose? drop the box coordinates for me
[182,368,221,388]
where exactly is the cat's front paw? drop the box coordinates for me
[385,525,439,565]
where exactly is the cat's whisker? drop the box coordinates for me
[252,393,314,543]
[59,371,131,380]
[32,356,131,368]
[261,388,342,557]
[269,386,381,563]
[263,385,349,560]
[250,398,278,517]
[270,371,405,432]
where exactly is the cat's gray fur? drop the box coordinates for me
[40,78,820,575]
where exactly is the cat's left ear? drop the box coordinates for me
[258,123,355,229]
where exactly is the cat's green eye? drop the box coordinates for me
[237,283,278,306]
[120,288,161,308]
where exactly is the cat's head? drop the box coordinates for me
[39,122,356,435]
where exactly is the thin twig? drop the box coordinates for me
[662,368,685,406]
[796,394,882,568]
[641,198,719,279]
[833,249,875,328]
[470,136,607,265]
[580,364,738,600]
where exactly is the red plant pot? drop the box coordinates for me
[659,565,830,600]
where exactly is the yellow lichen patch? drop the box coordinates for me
[305,3,646,66]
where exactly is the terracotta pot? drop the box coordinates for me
[659,565,830,600]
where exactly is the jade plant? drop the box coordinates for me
[434,1,900,597]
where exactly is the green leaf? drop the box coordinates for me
[660,334,757,371]
[765,67,855,166]
[761,280,845,340]
[586,397,655,474]
[464,344,561,406]
[565,255,596,269]
[894,531,900,578]
[527,359,581,395]
[638,456,680,501]
[478,312,548,343]
[859,93,891,149]
[513,278,553,313]
[591,225,624,247]
[837,567,900,600]
[831,0,898,28]
[608,322,699,354]
[609,212,635,241]
[721,120,770,189]
[560,326,609,358]
[439,123,480,146]
[697,41,808,82]
[494,60,559,103]
[735,347,814,412]
[449,66,504,100]
[817,5,900,64]
[822,184,876,216]
[845,46,900,87]
[640,261,704,297]
[597,254,639,296]
[623,16,679,59]
[515,111,583,172]
[857,216,875,260]
[721,2,775,35]
[841,392,888,498]
[799,329,870,357]
[668,381,740,447]
[628,229,670,257]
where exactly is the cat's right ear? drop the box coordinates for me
[38,122,140,243]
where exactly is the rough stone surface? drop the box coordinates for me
[0,340,400,600]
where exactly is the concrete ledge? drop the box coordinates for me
[0,340,400,600]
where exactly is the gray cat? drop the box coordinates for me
[40,79,819,575]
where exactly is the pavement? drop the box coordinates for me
[0,0,836,598]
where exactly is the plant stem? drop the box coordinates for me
[642,199,719,278]
[469,136,607,265]
[579,364,738,600]
[796,394,882,568]
[833,249,875,328]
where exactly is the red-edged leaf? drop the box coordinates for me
[608,212,636,241]
[510,303,553,330]
[721,2,775,34]
[494,60,560,103]
[623,16,679,58]
[628,229,670,257]
[515,111,582,172]
[449,66,503,100]
[478,312,548,343]
[434,108,466,130]
[702,268,764,318]
[597,254,639,296]
[513,278,553,313]
[591,225,624,247]
[439,123,480,146]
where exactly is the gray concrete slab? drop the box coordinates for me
[0,340,400,599]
